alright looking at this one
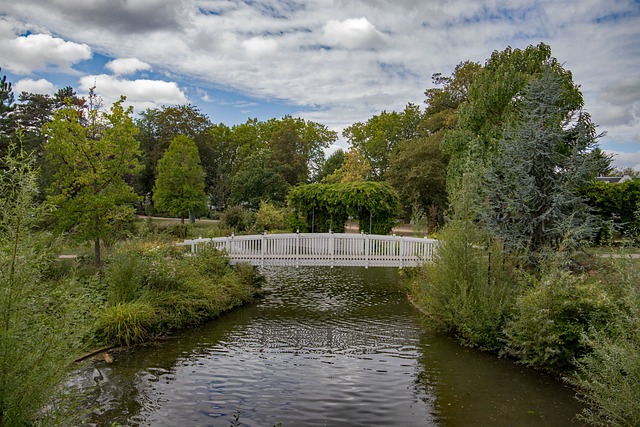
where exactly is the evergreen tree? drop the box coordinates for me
[483,67,601,258]
[153,135,207,223]
[0,68,16,155]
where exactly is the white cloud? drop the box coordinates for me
[106,58,152,75]
[14,78,55,95]
[78,74,188,112]
[242,37,278,59]
[322,17,386,50]
[607,150,640,171]
[0,32,91,74]
[1,0,639,159]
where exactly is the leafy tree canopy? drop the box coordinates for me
[44,96,143,265]
[153,134,208,222]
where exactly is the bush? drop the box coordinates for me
[569,255,640,426]
[502,264,614,373]
[95,238,262,345]
[255,200,287,232]
[410,220,516,351]
[222,205,255,232]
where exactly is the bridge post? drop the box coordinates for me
[261,233,265,268]
[399,235,404,268]
[295,231,300,268]
[330,230,334,268]
[365,233,369,269]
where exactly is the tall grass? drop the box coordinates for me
[95,239,262,346]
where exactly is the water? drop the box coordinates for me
[74,267,585,426]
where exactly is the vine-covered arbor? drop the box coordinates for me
[287,181,400,234]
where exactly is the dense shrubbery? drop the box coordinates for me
[410,236,640,425]
[410,220,516,351]
[94,239,262,346]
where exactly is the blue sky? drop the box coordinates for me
[1,0,639,168]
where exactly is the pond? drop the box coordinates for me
[74,267,585,426]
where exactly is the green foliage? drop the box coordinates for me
[44,96,143,266]
[287,181,400,234]
[582,180,640,242]
[0,68,16,153]
[343,104,422,180]
[229,151,290,209]
[255,200,287,231]
[503,265,614,373]
[445,43,589,223]
[483,67,600,260]
[222,205,256,232]
[0,145,82,425]
[152,135,208,221]
[409,220,516,350]
[315,149,345,182]
[96,239,261,345]
[570,255,640,427]
[95,302,156,346]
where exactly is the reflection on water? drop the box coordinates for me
[74,267,584,426]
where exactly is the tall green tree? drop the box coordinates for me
[136,105,211,196]
[0,68,16,155]
[153,135,207,223]
[229,151,290,209]
[444,43,586,221]
[387,61,480,223]
[483,67,601,258]
[44,96,143,266]
[343,103,422,180]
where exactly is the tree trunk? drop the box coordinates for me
[94,237,101,267]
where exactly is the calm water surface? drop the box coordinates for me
[75,267,585,426]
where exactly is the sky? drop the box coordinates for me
[1,0,639,169]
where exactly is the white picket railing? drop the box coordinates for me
[178,233,438,268]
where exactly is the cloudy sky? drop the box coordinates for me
[1,0,639,168]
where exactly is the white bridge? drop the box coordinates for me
[179,233,438,268]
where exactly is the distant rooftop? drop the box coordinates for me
[595,174,634,183]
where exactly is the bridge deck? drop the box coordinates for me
[179,233,438,268]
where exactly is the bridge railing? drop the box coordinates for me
[178,233,438,268]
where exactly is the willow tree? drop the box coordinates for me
[45,96,143,266]
[153,135,207,223]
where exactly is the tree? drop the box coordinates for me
[136,104,211,196]
[343,104,422,180]
[444,43,588,222]
[483,67,601,258]
[323,148,371,183]
[229,151,290,209]
[387,135,448,225]
[316,149,345,182]
[0,68,16,155]
[44,96,143,266]
[386,61,480,223]
[153,135,207,223]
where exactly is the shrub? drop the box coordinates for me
[502,265,614,373]
[255,200,287,232]
[570,254,640,426]
[222,205,255,232]
[410,220,516,351]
